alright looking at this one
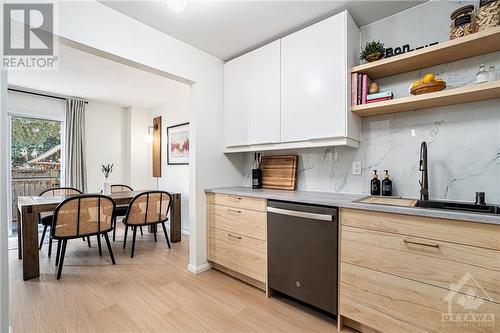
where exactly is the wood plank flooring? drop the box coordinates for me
[9,224,350,333]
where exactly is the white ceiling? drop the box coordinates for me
[7,42,189,109]
[101,0,425,61]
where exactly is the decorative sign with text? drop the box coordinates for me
[385,41,439,58]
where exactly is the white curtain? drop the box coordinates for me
[65,98,87,192]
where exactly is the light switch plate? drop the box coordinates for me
[352,161,362,175]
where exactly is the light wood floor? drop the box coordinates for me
[9,224,350,333]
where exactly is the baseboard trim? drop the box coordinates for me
[181,228,190,236]
[187,262,211,274]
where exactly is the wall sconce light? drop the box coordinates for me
[145,123,159,143]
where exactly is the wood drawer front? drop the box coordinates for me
[213,204,266,240]
[341,226,500,303]
[209,227,266,282]
[340,263,500,333]
[341,208,500,251]
[213,193,266,212]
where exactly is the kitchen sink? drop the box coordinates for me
[415,200,500,215]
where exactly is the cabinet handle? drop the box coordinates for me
[227,208,242,214]
[228,234,242,240]
[404,239,439,248]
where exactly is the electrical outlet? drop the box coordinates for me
[352,161,362,175]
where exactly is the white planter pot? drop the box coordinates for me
[102,180,111,195]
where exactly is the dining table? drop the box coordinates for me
[16,190,181,281]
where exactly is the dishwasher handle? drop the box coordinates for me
[267,206,334,221]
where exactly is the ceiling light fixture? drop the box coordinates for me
[166,0,188,13]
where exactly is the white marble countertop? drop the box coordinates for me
[205,187,500,226]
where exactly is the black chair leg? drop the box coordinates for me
[131,226,137,258]
[123,225,128,249]
[104,233,116,264]
[55,239,62,266]
[87,237,91,248]
[39,225,48,249]
[48,235,53,257]
[57,240,68,280]
[153,226,157,243]
[161,222,171,249]
[97,235,102,256]
[112,216,117,242]
[140,226,143,236]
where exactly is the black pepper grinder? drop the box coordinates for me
[382,170,393,196]
[370,170,381,195]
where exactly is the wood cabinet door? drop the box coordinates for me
[280,12,347,143]
[224,53,251,147]
[250,40,281,145]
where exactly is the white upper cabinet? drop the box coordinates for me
[250,40,281,145]
[223,10,360,152]
[224,41,280,148]
[224,53,251,147]
[281,12,347,143]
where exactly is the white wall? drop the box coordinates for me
[0,70,9,333]
[7,91,66,121]
[126,106,157,191]
[149,84,191,233]
[85,101,129,192]
[54,1,244,272]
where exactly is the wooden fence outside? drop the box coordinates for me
[11,176,60,223]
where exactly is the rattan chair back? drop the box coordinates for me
[52,195,115,239]
[125,191,171,226]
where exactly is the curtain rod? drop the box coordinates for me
[8,87,88,104]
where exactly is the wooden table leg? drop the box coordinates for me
[17,207,22,260]
[21,205,40,280]
[170,194,181,243]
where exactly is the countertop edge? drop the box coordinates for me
[205,187,500,226]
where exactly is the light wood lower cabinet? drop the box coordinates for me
[341,263,499,333]
[339,208,500,333]
[206,193,267,289]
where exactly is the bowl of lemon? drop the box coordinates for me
[410,73,446,96]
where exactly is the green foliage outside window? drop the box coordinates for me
[11,117,61,169]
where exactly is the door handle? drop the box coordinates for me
[227,233,242,240]
[267,207,333,221]
[404,238,439,248]
[227,208,241,214]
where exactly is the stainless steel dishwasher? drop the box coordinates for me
[267,200,338,315]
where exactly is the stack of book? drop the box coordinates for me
[351,73,394,105]
[367,91,394,104]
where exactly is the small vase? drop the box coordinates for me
[102,179,111,195]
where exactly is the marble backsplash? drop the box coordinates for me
[243,100,500,203]
[243,52,500,203]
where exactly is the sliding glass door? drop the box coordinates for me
[8,116,63,236]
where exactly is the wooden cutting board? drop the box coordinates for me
[261,155,298,190]
[358,196,417,207]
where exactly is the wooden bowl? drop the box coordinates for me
[411,81,446,95]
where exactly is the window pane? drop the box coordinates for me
[10,116,62,236]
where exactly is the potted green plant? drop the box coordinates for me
[360,40,385,63]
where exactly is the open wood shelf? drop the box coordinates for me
[352,27,500,79]
[351,80,500,117]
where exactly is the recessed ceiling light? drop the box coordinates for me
[166,0,188,13]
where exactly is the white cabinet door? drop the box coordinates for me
[281,13,347,143]
[250,40,281,145]
[224,54,251,147]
